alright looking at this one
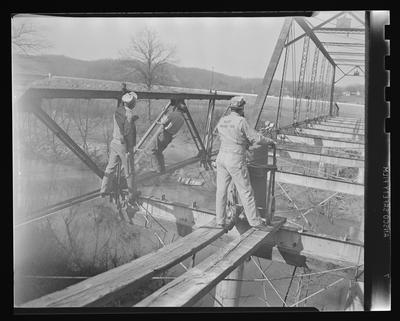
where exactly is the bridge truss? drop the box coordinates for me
[14,11,366,309]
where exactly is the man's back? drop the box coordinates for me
[112,106,137,148]
[217,112,273,155]
[163,110,185,136]
[217,113,249,154]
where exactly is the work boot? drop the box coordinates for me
[251,220,269,230]
[216,219,234,232]
[216,222,228,229]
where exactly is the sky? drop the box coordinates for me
[12,13,365,85]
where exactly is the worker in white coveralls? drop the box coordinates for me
[215,96,275,229]
[100,91,139,204]
[150,99,186,173]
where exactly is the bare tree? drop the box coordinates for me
[120,27,177,122]
[70,99,102,154]
[12,19,50,55]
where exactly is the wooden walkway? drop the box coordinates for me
[135,217,286,307]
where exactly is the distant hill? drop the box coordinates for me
[12,54,364,104]
[12,54,265,94]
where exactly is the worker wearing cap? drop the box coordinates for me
[150,99,186,173]
[100,91,139,203]
[215,96,275,228]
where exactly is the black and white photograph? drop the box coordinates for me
[12,11,390,311]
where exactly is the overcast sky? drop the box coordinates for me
[13,13,365,85]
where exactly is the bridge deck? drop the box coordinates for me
[20,219,225,307]
[135,217,286,307]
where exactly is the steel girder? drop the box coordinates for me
[293,36,311,124]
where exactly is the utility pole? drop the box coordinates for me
[210,67,215,91]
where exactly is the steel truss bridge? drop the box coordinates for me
[14,11,370,309]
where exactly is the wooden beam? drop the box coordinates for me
[135,218,286,307]
[248,17,293,128]
[20,219,226,307]
[276,171,364,195]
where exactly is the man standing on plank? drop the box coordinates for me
[215,96,275,229]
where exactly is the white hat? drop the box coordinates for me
[229,96,246,109]
[122,91,138,104]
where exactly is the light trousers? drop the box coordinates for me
[215,152,262,227]
[100,141,136,199]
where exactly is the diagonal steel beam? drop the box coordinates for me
[31,100,104,179]
[347,11,365,26]
[294,17,336,68]
[285,11,346,47]
[334,66,358,84]
[248,17,293,128]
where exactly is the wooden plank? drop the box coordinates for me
[20,219,225,307]
[135,217,286,307]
